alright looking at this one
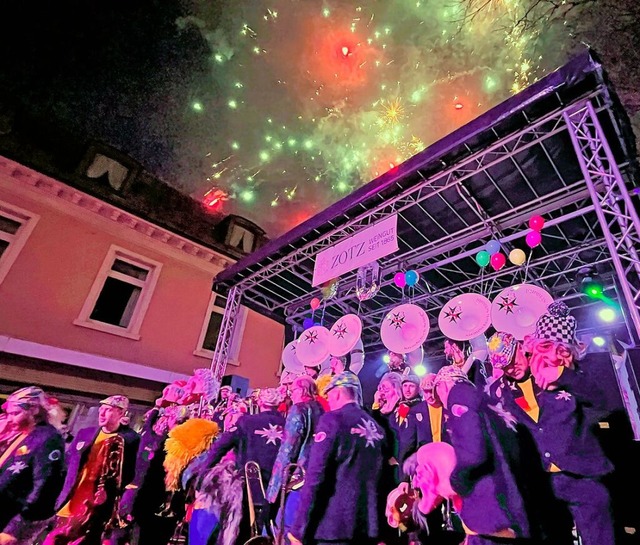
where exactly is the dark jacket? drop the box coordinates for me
[200,409,285,488]
[56,424,140,511]
[118,413,169,520]
[445,381,533,538]
[265,398,324,503]
[291,402,385,542]
[488,366,614,478]
[0,422,65,533]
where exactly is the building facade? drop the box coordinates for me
[0,125,284,425]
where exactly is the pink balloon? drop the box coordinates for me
[529,215,545,231]
[310,297,321,310]
[490,252,506,271]
[394,272,407,288]
[525,230,542,248]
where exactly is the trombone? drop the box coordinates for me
[243,461,306,545]
[273,462,305,545]
[244,461,274,545]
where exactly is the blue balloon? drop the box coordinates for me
[405,270,419,287]
[486,239,501,255]
[303,318,314,330]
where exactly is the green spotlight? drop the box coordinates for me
[582,278,604,299]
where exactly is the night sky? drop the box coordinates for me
[1,0,638,237]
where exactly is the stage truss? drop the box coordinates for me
[211,52,640,387]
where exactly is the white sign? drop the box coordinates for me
[312,214,398,287]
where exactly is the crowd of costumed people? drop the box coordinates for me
[0,263,624,545]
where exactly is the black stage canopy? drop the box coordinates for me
[214,49,640,360]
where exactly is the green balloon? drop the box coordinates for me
[476,250,490,267]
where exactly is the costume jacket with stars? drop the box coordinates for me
[0,422,65,534]
[200,408,285,488]
[118,410,169,521]
[486,366,614,478]
[445,380,534,539]
[55,424,140,511]
[291,402,385,543]
[265,398,324,503]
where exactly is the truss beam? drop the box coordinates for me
[564,102,640,343]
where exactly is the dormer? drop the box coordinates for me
[78,141,141,193]
[214,214,268,255]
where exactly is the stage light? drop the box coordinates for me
[414,364,427,377]
[583,279,604,299]
[598,308,616,323]
[592,336,606,347]
[382,354,390,364]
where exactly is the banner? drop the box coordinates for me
[312,214,398,287]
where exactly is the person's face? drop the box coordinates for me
[413,462,443,515]
[330,357,345,375]
[421,375,441,408]
[5,402,33,430]
[402,382,419,400]
[220,388,230,400]
[529,339,573,370]
[378,379,394,399]
[503,344,530,380]
[290,384,306,404]
[389,353,404,367]
[304,366,319,379]
[98,404,124,432]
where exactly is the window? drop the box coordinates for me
[228,224,256,253]
[74,246,162,339]
[194,292,247,365]
[85,153,130,191]
[0,201,40,286]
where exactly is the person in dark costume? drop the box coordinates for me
[0,386,65,545]
[289,372,385,545]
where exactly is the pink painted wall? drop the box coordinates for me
[0,174,284,389]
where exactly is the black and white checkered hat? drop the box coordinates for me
[534,301,578,345]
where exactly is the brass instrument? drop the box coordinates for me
[243,461,274,545]
[273,462,305,545]
[52,434,126,545]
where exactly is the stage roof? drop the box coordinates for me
[214,50,638,356]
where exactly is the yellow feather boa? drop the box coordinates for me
[164,418,219,491]
[316,373,333,398]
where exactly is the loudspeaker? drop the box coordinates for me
[222,374,249,397]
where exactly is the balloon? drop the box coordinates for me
[490,252,506,271]
[394,272,407,288]
[405,270,419,287]
[485,239,501,255]
[321,278,339,300]
[508,248,527,266]
[475,250,490,268]
[525,230,542,248]
[529,215,545,232]
[310,297,321,310]
[303,318,314,330]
